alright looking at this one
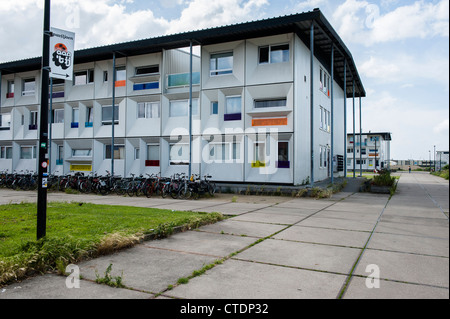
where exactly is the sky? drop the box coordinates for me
[0,0,448,161]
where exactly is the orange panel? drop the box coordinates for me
[252,118,288,127]
[115,80,126,87]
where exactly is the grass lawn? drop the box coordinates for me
[0,202,224,286]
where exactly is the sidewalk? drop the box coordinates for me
[0,172,448,299]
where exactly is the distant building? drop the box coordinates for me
[347,132,392,171]
[436,151,449,170]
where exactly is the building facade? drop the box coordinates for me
[346,132,392,172]
[0,9,365,185]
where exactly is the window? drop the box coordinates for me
[135,65,159,76]
[169,99,199,117]
[7,81,14,98]
[57,145,64,162]
[102,105,119,125]
[20,146,37,159]
[169,143,189,165]
[86,107,94,126]
[52,109,64,124]
[0,114,11,128]
[135,148,140,160]
[72,149,91,157]
[147,145,159,161]
[115,66,126,81]
[209,143,230,162]
[320,106,331,133]
[72,108,79,127]
[22,78,36,96]
[103,71,108,83]
[225,96,241,114]
[30,111,38,126]
[232,142,240,161]
[320,146,329,168]
[278,142,289,162]
[1,146,12,159]
[210,52,233,76]
[74,70,94,85]
[211,102,218,115]
[254,142,265,163]
[105,145,125,160]
[259,44,289,64]
[319,67,330,96]
[254,98,286,109]
[137,102,160,119]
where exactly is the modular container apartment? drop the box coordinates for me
[0,9,365,185]
[346,132,392,172]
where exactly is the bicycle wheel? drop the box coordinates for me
[208,182,216,196]
[126,182,135,197]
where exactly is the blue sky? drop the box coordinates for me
[0,0,448,160]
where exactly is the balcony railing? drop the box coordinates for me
[167,72,200,88]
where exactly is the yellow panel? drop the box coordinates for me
[70,164,92,172]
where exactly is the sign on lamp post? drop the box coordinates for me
[49,27,75,81]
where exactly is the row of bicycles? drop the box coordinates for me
[0,170,216,200]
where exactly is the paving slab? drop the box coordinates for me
[343,276,449,299]
[367,232,449,257]
[197,219,286,238]
[0,274,152,299]
[275,199,333,210]
[78,245,217,294]
[234,238,361,275]
[375,220,449,239]
[231,211,311,225]
[142,231,257,257]
[314,210,381,222]
[164,259,347,299]
[353,249,449,288]
[297,216,377,232]
[273,225,371,248]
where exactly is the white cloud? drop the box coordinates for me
[165,0,269,35]
[434,119,449,135]
[359,53,449,89]
[332,0,449,46]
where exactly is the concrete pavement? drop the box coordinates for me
[0,172,448,299]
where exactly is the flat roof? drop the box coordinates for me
[0,8,365,98]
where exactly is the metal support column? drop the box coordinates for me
[188,40,193,179]
[343,61,347,178]
[111,52,116,176]
[352,79,356,178]
[310,23,315,186]
[330,44,334,184]
[49,78,53,175]
[37,0,51,240]
[359,96,362,176]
